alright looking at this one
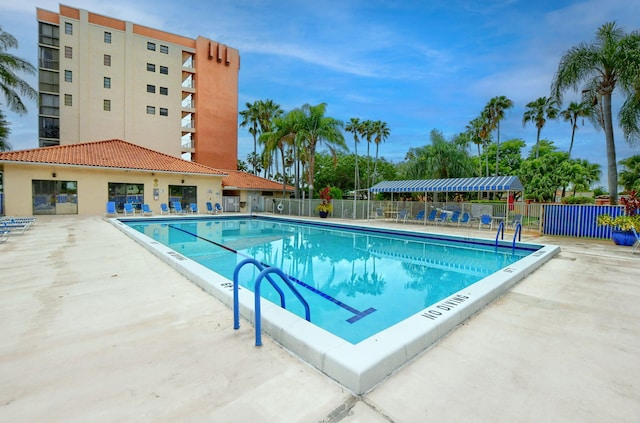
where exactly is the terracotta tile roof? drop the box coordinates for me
[222,169,294,192]
[0,139,227,176]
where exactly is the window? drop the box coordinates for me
[160,108,168,116]
[39,116,59,138]
[104,99,111,111]
[159,86,168,95]
[39,47,59,70]
[65,22,73,35]
[146,106,156,114]
[104,77,111,89]
[104,32,111,43]
[147,42,156,51]
[146,63,155,72]
[159,65,168,75]
[39,23,59,46]
[64,94,72,106]
[39,93,59,116]
[160,45,169,54]
[64,70,72,82]
[104,54,111,66]
[146,84,156,93]
[39,70,59,93]
[64,46,72,59]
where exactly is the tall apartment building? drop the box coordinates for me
[36,5,240,170]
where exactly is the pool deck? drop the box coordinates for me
[1,215,639,422]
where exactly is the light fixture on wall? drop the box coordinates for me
[52,172,56,178]
[181,179,185,184]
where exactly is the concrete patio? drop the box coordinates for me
[1,215,638,422]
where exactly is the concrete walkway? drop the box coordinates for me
[1,216,638,422]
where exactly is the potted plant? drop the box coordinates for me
[597,190,640,246]
[316,186,333,218]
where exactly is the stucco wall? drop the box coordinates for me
[2,163,223,216]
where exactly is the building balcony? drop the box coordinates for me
[181,121,195,133]
[181,140,195,153]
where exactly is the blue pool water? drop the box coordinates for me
[124,216,539,344]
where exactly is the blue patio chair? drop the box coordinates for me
[435,210,451,225]
[413,210,425,222]
[479,214,492,230]
[172,202,186,214]
[425,209,438,224]
[206,202,214,214]
[448,210,461,225]
[160,203,170,214]
[0,221,30,234]
[123,203,135,216]
[459,212,471,226]
[189,203,198,213]
[632,227,639,255]
[106,201,117,216]
[142,204,153,215]
[214,203,223,214]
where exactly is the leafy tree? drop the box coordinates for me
[566,159,602,195]
[618,155,640,191]
[483,138,526,177]
[522,96,559,159]
[551,21,640,204]
[483,96,514,175]
[519,152,571,201]
[401,129,474,181]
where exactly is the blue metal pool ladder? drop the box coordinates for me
[495,221,522,251]
[233,258,310,347]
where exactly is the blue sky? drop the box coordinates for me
[2,0,639,186]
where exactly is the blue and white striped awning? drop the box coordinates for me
[369,176,524,193]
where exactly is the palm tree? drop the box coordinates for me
[558,101,593,197]
[484,96,514,176]
[296,103,346,204]
[522,96,559,159]
[0,26,37,145]
[465,116,488,176]
[256,99,283,177]
[239,101,261,173]
[618,155,640,191]
[371,120,390,186]
[560,101,593,159]
[0,109,10,151]
[360,120,374,188]
[551,21,640,204]
[260,110,301,196]
[345,118,362,194]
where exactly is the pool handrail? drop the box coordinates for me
[512,222,522,250]
[233,258,286,330]
[495,220,504,246]
[253,266,311,347]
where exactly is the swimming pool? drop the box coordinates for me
[113,215,559,393]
